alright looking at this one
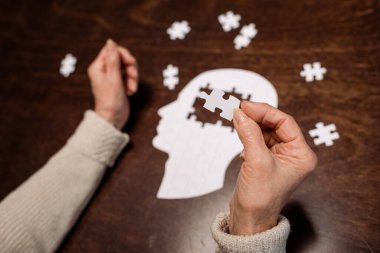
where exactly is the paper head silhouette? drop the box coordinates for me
[153,69,278,199]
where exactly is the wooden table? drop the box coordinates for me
[0,1,379,252]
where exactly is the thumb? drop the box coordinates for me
[104,39,122,79]
[233,108,268,157]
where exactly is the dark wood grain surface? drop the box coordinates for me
[0,0,379,252]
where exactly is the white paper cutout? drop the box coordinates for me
[233,23,257,50]
[309,122,339,146]
[60,54,77,77]
[167,21,191,40]
[300,62,327,82]
[163,64,179,90]
[200,88,240,121]
[153,69,278,199]
[218,11,241,32]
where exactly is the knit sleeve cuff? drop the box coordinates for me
[67,110,130,167]
[211,212,290,253]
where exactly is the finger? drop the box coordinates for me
[118,46,137,65]
[104,39,121,79]
[127,64,138,79]
[126,65,138,95]
[123,66,138,96]
[87,42,108,76]
[233,108,268,157]
[241,101,304,143]
[262,131,279,148]
[126,82,138,96]
[118,46,138,95]
[95,42,108,61]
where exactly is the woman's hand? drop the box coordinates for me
[87,39,138,129]
[230,101,317,235]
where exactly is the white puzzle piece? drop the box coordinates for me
[60,54,77,77]
[163,64,179,90]
[300,62,327,82]
[234,23,258,50]
[199,89,240,121]
[240,23,257,38]
[153,68,278,199]
[218,11,241,32]
[309,122,339,146]
[167,21,191,40]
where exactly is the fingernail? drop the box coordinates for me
[233,108,246,124]
[106,39,112,51]
[106,38,114,45]
[106,39,117,51]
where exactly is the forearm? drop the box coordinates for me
[0,111,129,253]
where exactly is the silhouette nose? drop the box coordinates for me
[158,102,174,117]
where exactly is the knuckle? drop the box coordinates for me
[285,113,296,123]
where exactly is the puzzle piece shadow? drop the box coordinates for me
[123,81,154,134]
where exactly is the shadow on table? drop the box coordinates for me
[123,81,154,134]
[282,201,316,253]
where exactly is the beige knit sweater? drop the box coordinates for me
[0,111,290,253]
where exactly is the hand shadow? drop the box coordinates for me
[123,81,154,134]
[117,80,154,154]
[281,201,316,253]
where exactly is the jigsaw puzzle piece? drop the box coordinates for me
[199,89,225,112]
[199,88,240,121]
[220,95,240,120]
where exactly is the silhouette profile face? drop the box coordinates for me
[153,69,278,199]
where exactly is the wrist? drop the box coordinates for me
[229,208,278,235]
[94,108,125,130]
